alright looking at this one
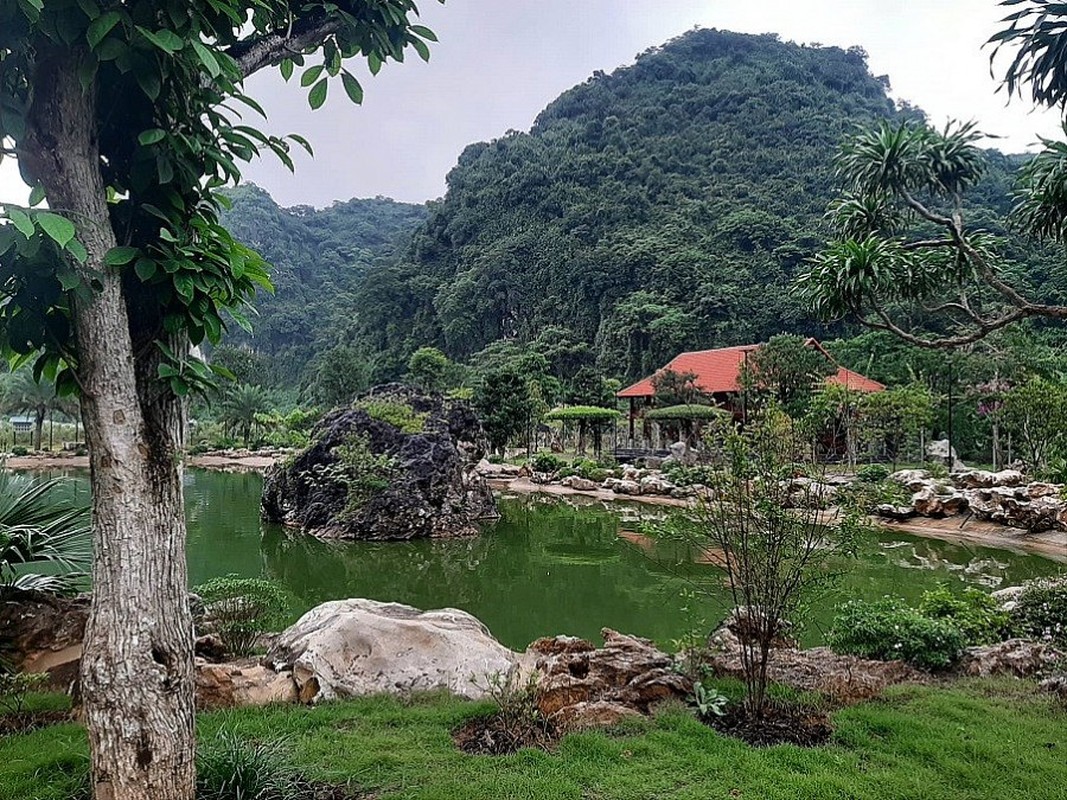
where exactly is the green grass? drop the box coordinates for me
[2,680,1065,800]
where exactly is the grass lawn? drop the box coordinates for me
[2,679,1065,800]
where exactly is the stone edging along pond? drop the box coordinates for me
[6,449,1067,560]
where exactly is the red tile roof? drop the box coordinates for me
[616,341,884,399]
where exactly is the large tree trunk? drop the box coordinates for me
[20,49,195,800]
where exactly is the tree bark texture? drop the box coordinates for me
[20,48,195,800]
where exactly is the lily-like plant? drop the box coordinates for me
[0,473,90,595]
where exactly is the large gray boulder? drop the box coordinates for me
[264,599,524,702]
[261,384,497,539]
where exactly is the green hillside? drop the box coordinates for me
[218,185,427,384]
[224,28,1042,386]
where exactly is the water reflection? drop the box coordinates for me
[17,469,1065,651]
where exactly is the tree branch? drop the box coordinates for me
[861,306,1030,349]
[227,13,344,79]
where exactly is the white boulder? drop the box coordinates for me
[265,599,523,703]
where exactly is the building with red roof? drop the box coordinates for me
[616,339,884,446]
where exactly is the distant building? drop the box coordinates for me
[9,416,34,434]
[616,339,884,446]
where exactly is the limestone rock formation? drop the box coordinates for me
[956,639,1064,679]
[264,599,524,702]
[261,384,497,539]
[195,660,298,709]
[528,629,690,723]
[0,589,88,687]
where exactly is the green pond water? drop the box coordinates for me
[37,469,1067,650]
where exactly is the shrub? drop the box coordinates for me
[1011,577,1067,647]
[355,399,428,434]
[487,454,504,465]
[328,433,398,518]
[837,478,910,513]
[197,729,291,800]
[0,670,48,714]
[194,576,289,657]
[918,585,1009,646]
[662,462,718,487]
[571,458,610,482]
[828,597,967,670]
[531,452,565,473]
[11,446,28,457]
[855,463,891,483]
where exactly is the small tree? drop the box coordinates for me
[740,335,835,417]
[666,410,860,718]
[651,368,700,406]
[407,346,453,393]
[473,368,531,455]
[306,345,374,408]
[1,369,56,451]
[219,383,271,448]
[1000,377,1067,471]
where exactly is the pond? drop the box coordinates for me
[33,469,1067,651]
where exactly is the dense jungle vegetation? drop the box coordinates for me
[221,28,1063,389]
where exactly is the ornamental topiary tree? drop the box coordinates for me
[1,3,438,798]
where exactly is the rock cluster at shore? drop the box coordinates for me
[875,468,1067,532]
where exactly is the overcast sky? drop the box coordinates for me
[2,0,1063,207]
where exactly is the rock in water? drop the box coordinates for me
[264,598,523,702]
[261,384,497,539]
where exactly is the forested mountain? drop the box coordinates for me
[218,185,427,384]
[224,28,1038,387]
[351,28,905,381]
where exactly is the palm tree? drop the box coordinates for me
[220,384,271,448]
[0,473,90,594]
[1,370,56,451]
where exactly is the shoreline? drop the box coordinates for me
[5,456,1065,561]
[491,476,1067,562]
[4,451,278,472]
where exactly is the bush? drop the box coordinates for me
[0,670,48,714]
[828,597,967,670]
[855,463,891,483]
[837,478,910,513]
[197,729,291,800]
[918,585,1009,646]
[662,462,719,487]
[1011,577,1067,647]
[355,399,428,433]
[531,452,565,473]
[327,433,398,518]
[194,575,289,656]
[571,458,610,482]
[10,446,28,457]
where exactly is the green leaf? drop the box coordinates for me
[300,65,324,87]
[279,58,294,81]
[137,27,184,54]
[410,36,431,62]
[87,10,121,49]
[36,212,76,247]
[7,208,34,238]
[65,239,88,264]
[138,129,166,146]
[174,273,195,300]
[341,71,364,104]
[410,25,438,42]
[308,78,328,110]
[57,269,82,291]
[368,52,383,75]
[134,258,157,281]
[191,40,221,79]
[104,246,139,266]
[27,185,45,208]
[288,133,314,156]
[136,69,161,101]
